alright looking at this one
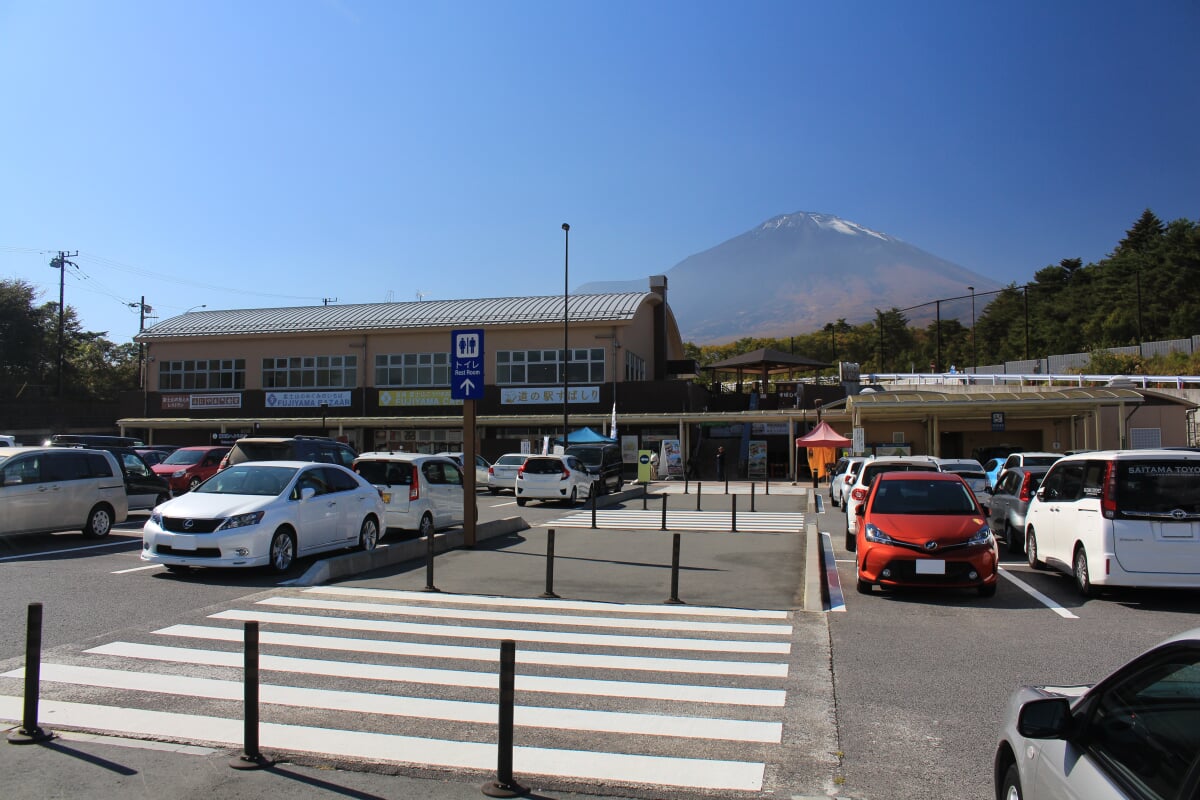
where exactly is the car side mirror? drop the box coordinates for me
[1016,697,1073,739]
[1035,488,1046,500]
[300,486,316,501]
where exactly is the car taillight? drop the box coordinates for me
[488,466,495,476]
[851,487,867,501]
[517,464,526,478]
[1101,460,1117,519]
[409,465,420,502]
[843,475,854,485]
[560,467,570,481]
[1018,472,1032,502]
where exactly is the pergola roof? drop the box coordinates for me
[846,387,1145,420]
[705,347,832,374]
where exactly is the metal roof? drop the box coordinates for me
[137,292,655,340]
[706,347,832,372]
[846,387,1144,419]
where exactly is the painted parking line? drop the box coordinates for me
[0,539,139,563]
[998,567,1079,619]
[111,564,161,574]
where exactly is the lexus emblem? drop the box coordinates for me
[183,519,195,530]
[924,541,939,551]
[1172,508,1187,520]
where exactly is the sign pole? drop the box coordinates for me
[464,398,477,547]
[451,328,486,549]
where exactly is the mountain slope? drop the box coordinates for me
[578,212,1001,343]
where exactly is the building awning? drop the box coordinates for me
[846,387,1144,421]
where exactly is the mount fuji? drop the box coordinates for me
[576,212,1001,344]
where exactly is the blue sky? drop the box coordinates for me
[2,0,1197,343]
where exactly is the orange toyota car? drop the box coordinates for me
[854,471,998,597]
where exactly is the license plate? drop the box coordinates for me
[915,559,946,575]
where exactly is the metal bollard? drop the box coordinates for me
[422,524,440,593]
[684,476,689,494]
[724,476,729,495]
[765,471,770,495]
[661,494,668,531]
[665,533,684,604]
[751,482,756,512]
[540,529,560,599]
[731,493,738,532]
[8,603,51,744]
[642,483,648,510]
[590,488,598,529]
[230,621,270,768]
[481,641,526,797]
[696,482,702,511]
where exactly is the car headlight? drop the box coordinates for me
[218,511,265,530]
[172,470,187,478]
[967,524,994,546]
[150,512,163,526]
[863,523,897,545]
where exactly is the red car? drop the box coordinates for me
[854,471,998,597]
[151,445,230,493]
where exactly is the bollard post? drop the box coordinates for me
[422,523,440,593]
[731,493,738,532]
[696,482,702,512]
[590,488,597,529]
[684,476,689,494]
[481,640,526,797]
[665,533,684,604]
[540,529,560,599]
[724,476,729,495]
[765,470,770,495]
[661,493,668,531]
[751,482,756,513]
[230,621,270,768]
[8,602,51,744]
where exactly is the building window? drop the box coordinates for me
[375,352,450,387]
[1130,427,1162,449]
[496,349,605,386]
[158,359,246,392]
[625,351,646,382]
[262,355,357,389]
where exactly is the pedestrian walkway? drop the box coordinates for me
[1,587,797,795]
[645,480,810,496]
[544,508,807,532]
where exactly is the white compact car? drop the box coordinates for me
[1023,449,1200,597]
[141,460,385,573]
[936,458,993,512]
[354,452,463,536]
[515,454,594,506]
[843,456,941,548]
[487,453,527,495]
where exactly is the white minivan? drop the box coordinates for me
[1024,449,1200,597]
[0,446,129,538]
[353,452,464,537]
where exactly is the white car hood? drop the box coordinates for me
[157,492,272,519]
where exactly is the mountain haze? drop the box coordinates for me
[578,212,1001,344]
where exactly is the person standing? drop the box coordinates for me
[716,446,726,481]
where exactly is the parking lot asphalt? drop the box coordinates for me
[4,481,840,800]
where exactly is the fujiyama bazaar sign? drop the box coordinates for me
[501,386,600,405]
[265,391,352,408]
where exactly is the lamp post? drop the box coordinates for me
[562,223,570,451]
[968,286,976,370]
[184,304,207,314]
[320,402,328,436]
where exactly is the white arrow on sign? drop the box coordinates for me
[459,378,476,395]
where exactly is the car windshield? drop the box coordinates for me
[871,479,978,515]
[940,462,982,473]
[863,463,938,485]
[946,469,986,481]
[523,458,564,475]
[197,465,297,496]
[496,455,525,466]
[567,448,603,466]
[1116,461,1200,513]
[1023,456,1059,467]
[355,460,413,486]
[162,449,205,466]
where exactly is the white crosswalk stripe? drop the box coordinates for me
[0,587,796,793]
[543,509,806,532]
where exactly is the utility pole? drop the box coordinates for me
[49,251,79,397]
[127,297,152,388]
[322,297,338,306]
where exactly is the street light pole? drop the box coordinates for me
[562,223,570,452]
[968,286,976,370]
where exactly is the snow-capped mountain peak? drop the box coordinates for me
[759,211,892,242]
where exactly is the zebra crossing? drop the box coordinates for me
[0,586,796,794]
[544,508,807,532]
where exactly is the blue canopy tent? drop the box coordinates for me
[554,427,614,445]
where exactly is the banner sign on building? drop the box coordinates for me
[162,393,243,411]
[379,389,462,407]
[501,386,600,405]
[751,422,789,436]
[266,391,352,408]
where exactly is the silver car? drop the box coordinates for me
[987,466,1048,554]
[993,626,1200,800]
[936,458,993,512]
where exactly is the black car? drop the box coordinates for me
[221,436,358,470]
[565,443,625,495]
[51,443,171,511]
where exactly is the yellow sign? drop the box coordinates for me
[637,450,653,483]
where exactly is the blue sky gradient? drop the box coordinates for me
[2,0,1197,341]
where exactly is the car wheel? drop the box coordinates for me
[81,504,113,538]
[831,493,839,508]
[856,577,872,594]
[1073,545,1097,598]
[268,529,295,574]
[978,582,997,598]
[164,564,192,574]
[516,497,527,507]
[155,492,170,507]
[845,531,856,552]
[1026,528,1046,570]
[1005,522,1024,555]
[358,517,380,551]
[1000,762,1023,800]
[567,487,578,506]
[418,513,435,538]
[187,477,201,492]
[488,488,499,495]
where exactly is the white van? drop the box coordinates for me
[1024,449,1200,597]
[0,447,129,538]
[352,452,464,537]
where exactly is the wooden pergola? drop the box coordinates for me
[704,347,833,391]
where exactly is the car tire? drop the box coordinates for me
[1000,762,1023,800]
[81,504,113,538]
[155,492,170,507]
[418,513,435,538]
[831,493,839,508]
[1005,522,1024,554]
[268,529,295,574]
[1073,545,1097,598]
[358,517,380,551]
[164,564,192,574]
[856,577,871,594]
[567,487,578,506]
[978,582,997,598]
[187,477,202,492]
[845,531,856,552]
[516,497,527,507]
[1026,528,1046,570]
[488,488,499,495]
